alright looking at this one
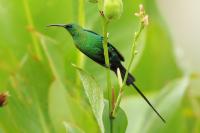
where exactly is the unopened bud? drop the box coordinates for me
[134,12,140,17]
[0,92,9,107]
[142,15,149,26]
[117,68,123,88]
[139,4,145,15]
[103,0,123,20]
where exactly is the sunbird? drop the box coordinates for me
[48,24,166,123]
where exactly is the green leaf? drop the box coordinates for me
[121,76,189,133]
[103,100,128,133]
[74,65,104,133]
[48,80,99,133]
[112,107,128,133]
[0,56,54,133]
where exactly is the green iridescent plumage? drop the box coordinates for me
[48,23,166,123]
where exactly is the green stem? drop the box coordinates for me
[76,0,86,86]
[22,0,42,60]
[112,24,144,117]
[102,19,112,112]
[112,88,123,117]
[122,24,144,87]
[102,18,113,132]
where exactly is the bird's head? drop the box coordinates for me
[47,23,82,36]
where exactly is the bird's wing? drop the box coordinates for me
[108,43,125,62]
[84,29,124,62]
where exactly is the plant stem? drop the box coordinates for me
[112,24,144,117]
[102,19,112,112]
[122,24,144,87]
[22,0,42,60]
[112,87,123,117]
[102,18,113,132]
[76,0,86,86]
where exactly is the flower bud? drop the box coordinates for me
[103,0,123,20]
[142,15,149,26]
[0,92,9,107]
[134,4,149,26]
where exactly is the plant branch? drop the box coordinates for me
[112,24,145,117]
[112,4,149,117]
[102,19,112,112]
[102,16,114,132]
[123,24,144,87]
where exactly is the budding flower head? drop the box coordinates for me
[142,15,149,26]
[117,68,123,88]
[135,4,149,26]
[99,0,123,21]
[0,91,9,107]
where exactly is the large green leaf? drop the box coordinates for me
[48,80,99,133]
[0,56,54,133]
[103,100,128,133]
[74,65,104,132]
[38,32,99,133]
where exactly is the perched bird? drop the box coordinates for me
[48,23,165,123]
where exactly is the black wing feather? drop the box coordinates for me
[108,43,125,61]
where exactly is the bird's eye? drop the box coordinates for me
[66,24,73,29]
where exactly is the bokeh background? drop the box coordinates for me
[0,0,199,133]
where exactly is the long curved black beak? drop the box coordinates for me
[47,24,66,27]
[47,24,73,29]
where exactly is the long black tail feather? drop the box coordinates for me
[131,83,166,123]
[113,63,166,123]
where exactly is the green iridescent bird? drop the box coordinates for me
[48,23,165,123]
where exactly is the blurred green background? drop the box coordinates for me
[0,0,199,133]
